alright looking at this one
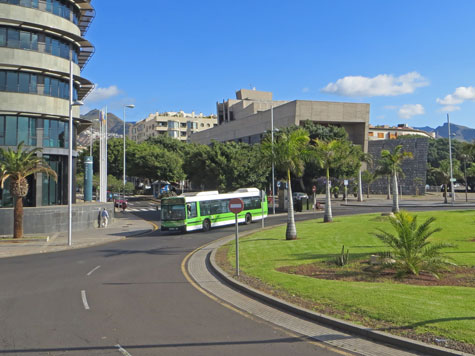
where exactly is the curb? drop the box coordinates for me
[207,237,470,356]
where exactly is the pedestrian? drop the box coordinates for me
[101,208,109,228]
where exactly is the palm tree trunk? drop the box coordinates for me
[357,169,363,202]
[387,176,391,199]
[13,196,23,239]
[285,170,297,240]
[392,172,399,213]
[324,168,333,222]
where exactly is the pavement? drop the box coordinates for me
[0,200,472,355]
[0,211,155,259]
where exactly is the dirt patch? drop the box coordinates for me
[277,261,475,288]
[215,246,475,354]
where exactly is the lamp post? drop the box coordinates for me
[447,114,455,204]
[271,105,275,214]
[68,60,83,246]
[123,104,135,205]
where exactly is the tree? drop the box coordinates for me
[261,128,310,240]
[380,145,413,213]
[310,139,356,222]
[373,211,453,278]
[128,143,185,183]
[375,156,393,200]
[0,143,57,238]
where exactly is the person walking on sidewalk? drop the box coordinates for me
[101,208,109,228]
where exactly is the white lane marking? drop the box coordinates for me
[81,290,90,310]
[86,265,101,276]
[116,344,132,356]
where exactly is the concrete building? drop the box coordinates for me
[129,111,217,143]
[368,124,435,140]
[0,0,95,207]
[190,89,370,152]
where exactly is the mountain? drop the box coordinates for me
[415,123,475,142]
[80,109,134,135]
[77,109,135,147]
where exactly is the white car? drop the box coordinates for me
[292,192,308,200]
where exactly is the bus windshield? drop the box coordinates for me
[161,204,186,221]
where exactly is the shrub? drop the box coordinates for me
[372,211,454,278]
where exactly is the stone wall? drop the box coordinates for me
[366,138,429,195]
[0,203,115,236]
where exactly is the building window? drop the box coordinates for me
[180,123,187,128]
[0,115,36,146]
[368,132,374,137]
[0,0,80,25]
[377,132,385,138]
[0,26,79,63]
[0,70,77,99]
[43,119,69,148]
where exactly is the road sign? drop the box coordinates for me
[450,178,456,182]
[312,185,316,192]
[344,180,349,186]
[229,198,244,214]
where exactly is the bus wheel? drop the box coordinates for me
[245,213,252,225]
[202,219,211,231]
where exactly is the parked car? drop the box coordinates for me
[115,199,127,209]
[292,192,308,200]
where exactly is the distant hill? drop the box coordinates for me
[414,123,475,142]
[77,109,135,147]
[80,109,134,135]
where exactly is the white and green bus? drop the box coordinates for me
[160,188,268,232]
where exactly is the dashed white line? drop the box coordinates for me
[116,344,132,356]
[81,290,90,310]
[86,265,101,276]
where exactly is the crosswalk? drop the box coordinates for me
[127,207,159,212]
[126,202,160,213]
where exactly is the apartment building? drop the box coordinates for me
[368,124,434,140]
[129,111,217,143]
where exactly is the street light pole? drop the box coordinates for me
[271,105,275,215]
[68,60,83,246]
[123,104,135,205]
[447,113,455,204]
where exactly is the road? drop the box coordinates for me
[0,198,463,355]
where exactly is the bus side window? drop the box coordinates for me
[187,202,197,218]
[200,201,210,216]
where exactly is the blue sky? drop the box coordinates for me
[81,1,475,129]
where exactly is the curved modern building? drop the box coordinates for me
[0,0,95,207]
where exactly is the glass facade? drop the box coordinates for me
[0,70,78,100]
[0,115,36,146]
[43,118,70,148]
[42,155,65,206]
[0,0,80,25]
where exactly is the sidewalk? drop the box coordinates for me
[0,211,155,259]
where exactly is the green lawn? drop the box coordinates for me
[225,210,475,345]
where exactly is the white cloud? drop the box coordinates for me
[383,105,398,110]
[85,85,121,102]
[436,86,475,106]
[301,87,310,93]
[321,72,429,97]
[398,104,425,119]
[438,105,461,113]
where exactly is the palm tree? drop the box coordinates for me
[261,128,309,240]
[0,142,57,238]
[310,139,355,222]
[375,157,393,200]
[380,145,413,213]
[361,170,377,198]
[431,159,462,204]
[373,211,453,278]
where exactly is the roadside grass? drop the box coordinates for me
[225,210,475,344]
